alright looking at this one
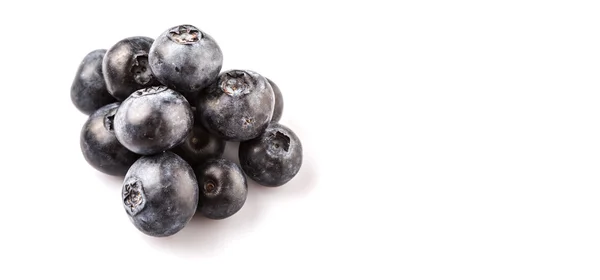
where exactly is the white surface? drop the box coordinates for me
[0,0,599,279]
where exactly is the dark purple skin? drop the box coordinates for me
[197,70,275,141]
[239,123,302,187]
[71,50,117,115]
[171,124,226,168]
[103,36,161,101]
[123,152,198,237]
[266,78,283,123]
[194,158,247,219]
[114,86,193,155]
[149,24,223,102]
[80,103,140,176]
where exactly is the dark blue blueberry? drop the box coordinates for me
[123,152,198,237]
[114,86,193,155]
[194,159,247,219]
[149,24,223,102]
[80,103,140,176]
[71,50,117,115]
[239,123,302,187]
[103,36,161,101]
[266,78,283,123]
[171,122,226,167]
[197,70,274,141]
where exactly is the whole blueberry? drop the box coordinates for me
[71,49,117,115]
[149,24,223,102]
[114,86,193,155]
[197,70,274,141]
[123,152,198,237]
[266,78,283,123]
[194,159,247,219]
[171,123,226,167]
[103,36,161,100]
[239,123,302,187]
[80,103,140,176]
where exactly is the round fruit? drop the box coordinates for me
[239,123,302,186]
[194,158,247,219]
[149,24,223,101]
[171,124,226,167]
[197,70,274,141]
[114,86,193,155]
[80,103,140,176]
[103,36,161,100]
[122,152,198,237]
[71,49,116,115]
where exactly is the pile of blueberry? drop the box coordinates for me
[71,25,302,237]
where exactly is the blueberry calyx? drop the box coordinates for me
[221,71,255,96]
[131,54,152,85]
[268,131,290,154]
[123,180,145,216]
[242,117,254,126]
[203,181,220,197]
[103,108,117,133]
[135,86,168,96]
[190,135,207,149]
[168,25,202,44]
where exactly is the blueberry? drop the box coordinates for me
[80,103,140,176]
[71,50,117,115]
[149,24,223,102]
[171,123,226,167]
[103,36,161,100]
[239,123,302,187]
[194,159,247,219]
[114,86,193,155]
[266,78,283,123]
[122,152,198,237]
[198,70,274,141]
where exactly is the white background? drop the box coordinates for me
[0,0,599,279]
